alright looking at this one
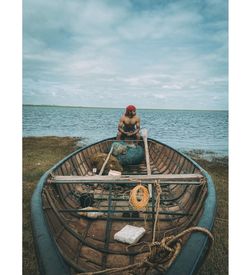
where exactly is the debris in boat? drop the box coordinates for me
[112,142,128,155]
[122,212,130,218]
[112,141,145,165]
[114,225,146,244]
[122,211,140,218]
[90,152,123,174]
[131,211,140,218]
[79,193,94,208]
[78,207,104,219]
[75,185,84,193]
[108,169,122,176]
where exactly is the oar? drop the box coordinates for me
[99,145,114,176]
[141,128,152,197]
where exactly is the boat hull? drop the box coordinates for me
[31,137,216,275]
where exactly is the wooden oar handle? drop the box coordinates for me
[99,146,114,175]
[143,138,151,175]
[141,129,152,197]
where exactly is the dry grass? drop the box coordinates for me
[23,137,228,275]
[23,136,81,275]
[190,156,228,275]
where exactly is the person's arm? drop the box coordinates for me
[118,117,127,135]
[128,117,140,136]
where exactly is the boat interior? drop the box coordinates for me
[42,138,208,273]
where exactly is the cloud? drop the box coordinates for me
[23,0,228,110]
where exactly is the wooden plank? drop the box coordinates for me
[82,147,93,172]
[79,151,91,174]
[141,129,152,197]
[168,153,182,174]
[158,148,174,173]
[75,153,86,176]
[153,144,169,169]
[99,146,114,175]
[149,141,165,166]
[165,151,178,174]
[142,135,151,175]
[51,173,203,183]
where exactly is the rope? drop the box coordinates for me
[152,180,162,243]
[200,177,207,185]
[129,183,150,210]
[77,226,214,275]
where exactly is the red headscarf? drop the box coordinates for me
[126,105,136,114]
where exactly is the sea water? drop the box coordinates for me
[23,105,228,156]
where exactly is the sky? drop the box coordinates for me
[23,0,228,110]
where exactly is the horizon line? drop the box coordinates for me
[23,104,228,112]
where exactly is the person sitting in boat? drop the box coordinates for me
[117,105,141,142]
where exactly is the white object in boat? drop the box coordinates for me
[114,225,145,244]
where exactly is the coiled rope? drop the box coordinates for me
[129,183,150,210]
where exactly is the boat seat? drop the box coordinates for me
[50,173,204,185]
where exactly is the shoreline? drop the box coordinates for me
[183,149,228,164]
[23,136,228,275]
[23,135,228,161]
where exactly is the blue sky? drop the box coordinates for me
[23,0,228,110]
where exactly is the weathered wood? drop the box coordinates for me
[158,148,174,173]
[141,130,151,175]
[141,129,152,197]
[99,145,114,176]
[51,173,203,184]
[59,208,192,216]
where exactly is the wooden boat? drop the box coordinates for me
[31,137,216,275]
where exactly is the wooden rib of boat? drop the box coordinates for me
[31,137,216,275]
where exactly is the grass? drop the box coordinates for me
[191,156,228,275]
[23,136,81,275]
[23,137,228,275]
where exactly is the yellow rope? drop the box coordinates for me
[129,183,150,210]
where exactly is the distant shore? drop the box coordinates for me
[23,103,228,112]
[23,136,228,275]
